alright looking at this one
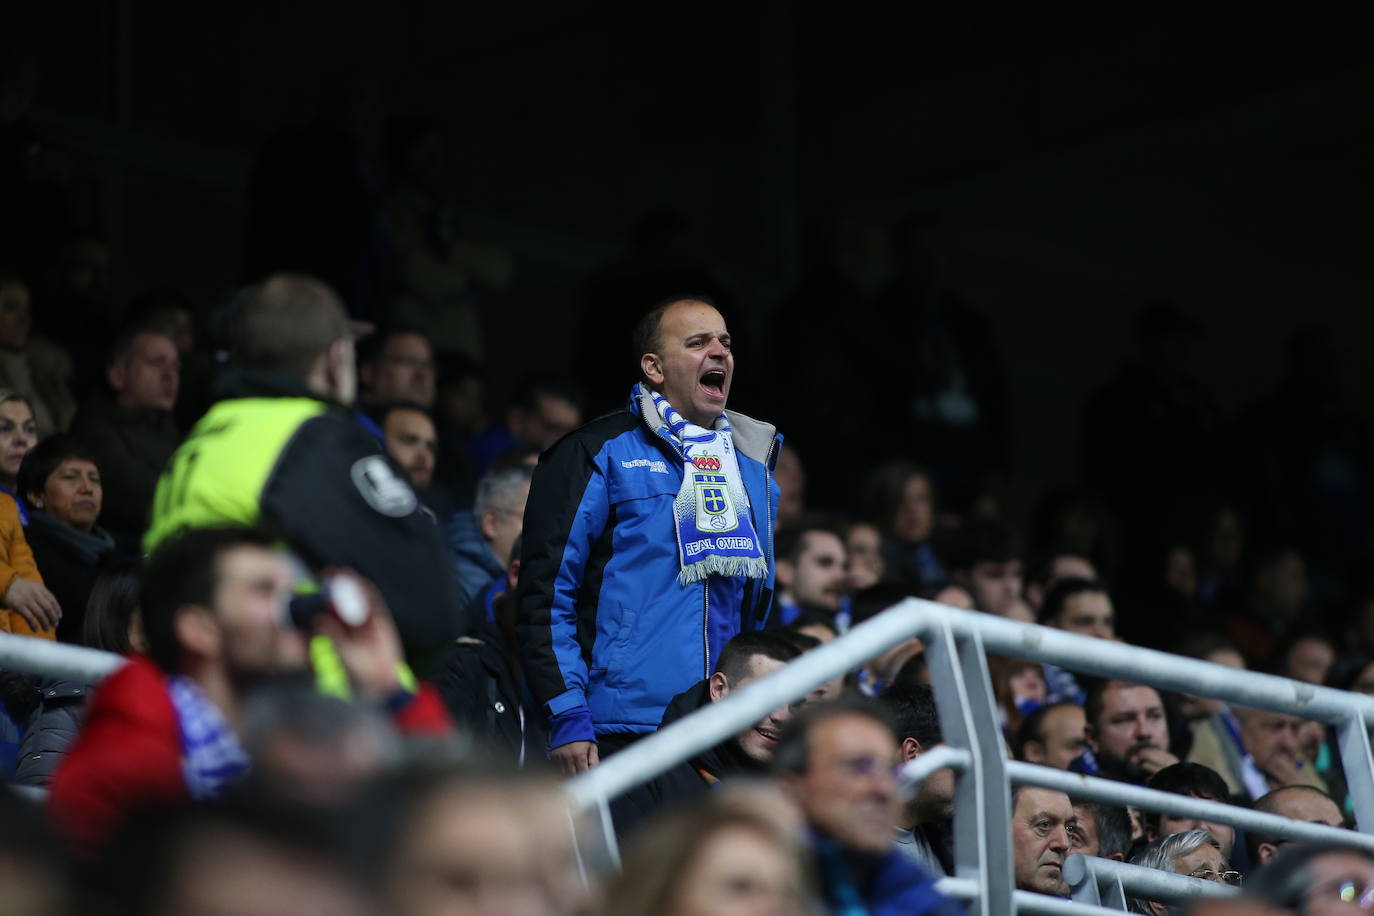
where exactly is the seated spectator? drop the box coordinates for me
[358,327,436,409]
[990,654,1047,735]
[0,270,75,436]
[125,286,214,429]
[1244,842,1374,915]
[448,466,531,617]
[1038,578,1116,704]
[0,466,56,639]
[1085,680,1180,784]
[431,542,547,764]
[611,630,803,835]
[18,435,118,642]
[0,389,38,515]
[1143,763,1237,859]
[1246,786,1345,867]
[1016,702,1087,771]
[372,402,441,508]
[605,796,810,916]
[880,682,954,876]
[1188,703,1328,802]
[773,697,958,915]
[845,520,886,595]
[774,514,849,626]
[861,460,944,595]
[81,559,144,653]
[1071,799,1132,862]
[1011,785,1077,897]
[49,527,449,852]
[1130,829,1238,915]
[1024,551,1098,611]
[68,325,181,551]
[944,519,1025,619]
[1275,633,1336,687]
[468,373,584,476]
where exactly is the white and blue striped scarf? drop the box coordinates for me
[167,675,251,800]
[640,383,767,585]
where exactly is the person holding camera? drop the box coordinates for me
[48,526,449,854]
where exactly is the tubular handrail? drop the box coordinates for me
[1006,762,1374,852]
[1064,855,1238,905]
[0,632,126,684]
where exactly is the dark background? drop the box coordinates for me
[11,1,1374,521]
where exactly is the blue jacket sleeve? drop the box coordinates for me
[515,434,611,749]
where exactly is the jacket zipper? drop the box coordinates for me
[759,435,779,626]
[703,583,711,679]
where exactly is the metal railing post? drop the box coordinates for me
[1338,713,1374,832]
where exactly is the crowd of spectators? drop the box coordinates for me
[4,60,1374,915]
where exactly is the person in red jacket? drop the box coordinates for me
[49,526,450,852]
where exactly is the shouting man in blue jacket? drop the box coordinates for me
[516,296,781,774]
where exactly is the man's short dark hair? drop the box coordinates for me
[772,694,898,775]
[1246,786,1344,863]
[364,400,433,430]
[1072,798,1132,860]
[1083,678,1157,731]
[105,324,176,371]
[878,682,942,749]
[715,629,803,687]
[1038,578,1110,626]
[355,325,431,368]
[229,273,350,379]
[1142,763,1230,834]
[630,295,718,379]
[141,527,278,672]
[1013,701,1080,760]
[786,610,838,640]
[775,514,846,565]
[941,519,1020,574]
[511,372,584,415]
[18,435,97,508]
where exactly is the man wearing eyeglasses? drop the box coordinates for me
[1246,843,1374,916]
[774,698,960,916]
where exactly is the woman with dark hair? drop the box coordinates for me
[861,460,943,595]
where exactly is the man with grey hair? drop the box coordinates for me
[1129,829,1237,915]
[449,465,532,618]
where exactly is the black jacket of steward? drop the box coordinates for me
[145,368,470,665]
[608,677,767,837]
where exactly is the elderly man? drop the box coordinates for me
[517,296,780,773]
[1012,785,1078,897]
[449,466,531,619]
[774,698,958,916]
[1189,704,1329,801]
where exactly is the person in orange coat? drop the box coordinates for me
[0,491,60,638]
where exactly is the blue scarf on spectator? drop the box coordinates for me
[167,675,251,800]
[640,383,766,586]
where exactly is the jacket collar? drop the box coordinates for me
[630,385,779,466]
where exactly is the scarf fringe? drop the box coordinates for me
[678,555,769,586]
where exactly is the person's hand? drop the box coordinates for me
[311,572,405,699]
[1132,746,1179,777]
[551,740,599,776]
[1263,750,1307,788]
[3,578,61,633]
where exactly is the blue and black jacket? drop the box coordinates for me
[515,388,780,749]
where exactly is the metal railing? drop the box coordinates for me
[567,599,1374,916]
[0,632,125,684]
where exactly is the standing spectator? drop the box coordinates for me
[517,297,779,773]
[0,270,74,436]
[358,327,436,409]
[68,326,181,552]
[143,275,470,663]
[449,466,531,618]
[774,698,958,915]
[18,435,116,642]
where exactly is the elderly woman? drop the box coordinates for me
[1130,828,1240,915]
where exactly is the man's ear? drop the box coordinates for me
[776,559,795,591]
[107,361,127,394]
[1257,842,1279,866]
[172,605,219,660]
[900,736,923,762]
[479,508,500,542]
[1083,723,1098,753]
[708,671,730,704]
[640,353,664,387]
[1022,740,1045,764]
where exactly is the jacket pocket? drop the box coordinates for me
[592,603,640,681]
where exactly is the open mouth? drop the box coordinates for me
[755,727,780,744]
[699,369,727,400]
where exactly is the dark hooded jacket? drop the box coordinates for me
[23,510,119,644]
